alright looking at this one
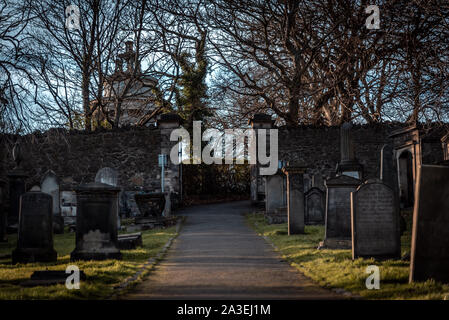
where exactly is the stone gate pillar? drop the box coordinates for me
[248,114,274,206]
[157,113,183,206]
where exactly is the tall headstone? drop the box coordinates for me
[410,165,449,283]
[265,173,284,214]
[0,184,6,242]
[41,170,64,234]
[380,144,405,234]
[336,122,363,179]
[71,182,122,261]
[305,187,325,225]
[319,174,361,249]
[12,191,57,263]
[351,179,400,260]
[282,164,306,235]
[8,141,28,227]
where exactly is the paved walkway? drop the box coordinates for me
[123,201,342,300]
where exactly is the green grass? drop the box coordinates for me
[0,226,177,299]
[246,212,449,300]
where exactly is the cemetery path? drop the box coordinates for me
[122,201,343,300]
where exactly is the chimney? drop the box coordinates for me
[125,41,133,53]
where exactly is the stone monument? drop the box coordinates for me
[8,141,28,227]
[336,122,363,180]
[410,165,449,283]
[70,182,122,261]
[282,163,306,235]
[12,190,57,264]
[265,172,284,214]
[351,179,400,260]
[319,174,361,249]
[41,170,64,234]
[95,167,121,228]
[305,187,325,225]
[0,183,6,242]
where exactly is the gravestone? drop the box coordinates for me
[305,187,325,225]
[0,184,6,242]
[319,174,361,249]
[380,144,405,234]
[282,165,306,235]
[336,122,363,179]
[351,179,400,260]
[70,182,122,261]
[12,191,57,264]
[265,173,284,214]
[410,165,449,283]
[95,167,121,229]
[8,141,28,227]
[41,171,64,234]
[95,167,118,186]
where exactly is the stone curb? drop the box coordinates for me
[261,235,361,300]
[109,217,185,299]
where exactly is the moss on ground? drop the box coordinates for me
[246,212,449,300]
[0,227,177,299]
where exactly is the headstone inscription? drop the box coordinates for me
[12,191,57,264]
[351,179,400,260]
[70,182,122,261]
[409,165,449,283]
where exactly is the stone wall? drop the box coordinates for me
[1,127,162,200]
[278,123,406,185]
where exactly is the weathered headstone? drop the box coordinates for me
[336,122,363,179]
[410,165,449,283]
[282,164,306,235]
[319,174,361,249]
[12,191,57,264]
[95,167,121,228]
[351,179,400,260]
[265,173,284,214]
[70,182,122,261]
[380,144,399,194]
[8,141,28,227]
[380,144,405,234]
[41,170,64,234]
[305,187,325,225]
[0,184,6,242]
[95,167,118,186]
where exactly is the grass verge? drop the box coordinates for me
[0,226,178,299]
[245,212,449,300]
